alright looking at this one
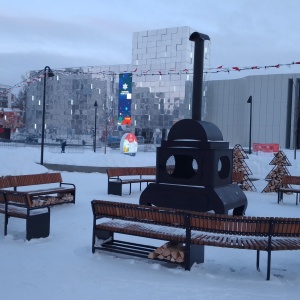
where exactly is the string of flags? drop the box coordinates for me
[2,60,300,96]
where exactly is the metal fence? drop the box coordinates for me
[0,142,24,149]
[0,141,159,153]
[0,141,84,153]
[48,145,84,153]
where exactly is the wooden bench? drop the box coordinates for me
[0,191,50,240]
[0,172,75,240]
[0,172,76,206]
[106,167,156,196]
[0,175,10,206]
[277,175,300,205]
[91,200,300,280]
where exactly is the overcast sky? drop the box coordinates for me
[1,0,300,89]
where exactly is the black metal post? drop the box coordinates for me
[247,96,253,154]
[94,101,98,153]
[104,117,108,154]
[40,66,54,165]
[189,32,210,121]
[103,93,108,155]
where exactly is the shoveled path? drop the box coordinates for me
[44,163,155,174]
[44,163,108,173]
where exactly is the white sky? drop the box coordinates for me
[1,0,300,87]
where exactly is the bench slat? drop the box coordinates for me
[11,173,63,187]
[96,220,186,243]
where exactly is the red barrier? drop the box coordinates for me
[253,143,279,153]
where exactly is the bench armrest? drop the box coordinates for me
[60,182,76,189]
[108,176,123,183]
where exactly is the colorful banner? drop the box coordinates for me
[118,73,132,126]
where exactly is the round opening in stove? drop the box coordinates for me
[166,155,198,178]
[218,156,230,179]
[166,156,175,175]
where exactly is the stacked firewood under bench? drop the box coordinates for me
[0,172,76,240]
[91,199,300,280]
[148,241,185,263]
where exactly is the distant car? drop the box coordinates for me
[13,135,27,142]
[107,135,121,148]
[25,135,38,143]
[0,138,11,143]
[136,136,145,144]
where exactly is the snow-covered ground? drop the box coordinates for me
[1,144,300,299]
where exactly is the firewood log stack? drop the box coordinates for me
[148,242,185,263]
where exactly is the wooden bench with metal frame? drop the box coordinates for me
[0,172,76,207]
[91,199,300,280]
[277,175,300,205]
[0,173,75,239]
[0,190,50,240]
[106,167,156,196]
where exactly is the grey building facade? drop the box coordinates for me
[207,73,300,149]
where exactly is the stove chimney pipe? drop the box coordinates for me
[189,32,210,121]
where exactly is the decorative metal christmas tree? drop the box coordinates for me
[233,144,256,191]
[262,150,291,193]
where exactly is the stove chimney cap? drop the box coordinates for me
[189,32,210,42]
[168,119,223,142]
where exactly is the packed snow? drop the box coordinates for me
[1,144,300,299]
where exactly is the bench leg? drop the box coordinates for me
[256,250,260,271]
[108,182,122,196]
[93,229,113,253]
[277,191,283,204]
[190,244,204,267]
[26,210,50,240]
[4,214,9,236]
[266,250,271,281]
[258,250,271,280]
[184,244,204,270]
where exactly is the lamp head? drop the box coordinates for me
[44,66,55,77]
[48,69,55,78]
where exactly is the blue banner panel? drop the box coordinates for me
[118,73,132,125]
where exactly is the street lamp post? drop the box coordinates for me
[40,66,54,165]
[104,93,108,155]
[247,96,253,154]
[93,101,98,153]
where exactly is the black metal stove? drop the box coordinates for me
[139,32,247,216]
